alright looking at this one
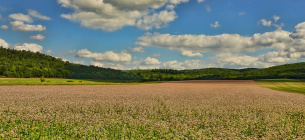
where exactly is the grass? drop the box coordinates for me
[0,81,305,139]
[255,79,305,95]
[0,78,162,85]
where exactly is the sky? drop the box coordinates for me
[1,0,305,70]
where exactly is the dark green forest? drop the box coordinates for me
[129,63,305,81]
[1,47,305,81]
[0,47,141,80]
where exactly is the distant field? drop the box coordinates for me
[255,79,305,95]
[0,78,158,85]
[0,80,304,139]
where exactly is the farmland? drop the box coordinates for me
[256,79,305,95]
[0,78,157,86]
[1,80,305,139]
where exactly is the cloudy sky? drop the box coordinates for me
[1,0,305,70]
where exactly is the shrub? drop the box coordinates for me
[40,76,46,82]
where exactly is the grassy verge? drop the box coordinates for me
[255,79,305,95]
[0,78,163,86]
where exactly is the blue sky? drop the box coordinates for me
[1,0,305,70]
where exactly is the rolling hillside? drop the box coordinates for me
[1,47,305,81]
[0,47,141,80]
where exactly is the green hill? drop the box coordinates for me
[1,47,305,81]
[0,47,141,80]
[128,63,305,81]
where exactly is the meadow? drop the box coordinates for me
[0,80,305,139]
[256,79,305,95]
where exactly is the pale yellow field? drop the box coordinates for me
[0,80,305,139]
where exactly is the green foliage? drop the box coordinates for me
[0,48,141,80]
[128,63,305,81]
[1,47,305,81]
[40,76,46,82]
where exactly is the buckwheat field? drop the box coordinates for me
[1,81,305,139]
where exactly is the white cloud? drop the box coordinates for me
[45,50,52,54]
[137,32,254,53]
[216,53,274,68]
[90,61,126,69]
[10,21,46,32]
[28,9,51,20]
[75,49,132,62]
[290,22,305,39]
[136,21,305,67]
[9,13,33,23]
[1,25,8,30]
[181,50,203,57]
[0,38,9,48]
[258,51,292,63]
[136,10,177,30]
[210,21,220,28]
[132,58,206,70]
[260,16,283,29]
[58,0,188,31]
[29,34,45,41]
[72,60,84,65]
[14,43,43,52]
[197,0,205,3]
[260,19,272,27]
[273,15,280,22]
[131,47,145,53]
[144,57,161,65]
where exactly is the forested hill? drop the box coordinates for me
[1,47,305,81]
[128,63,305,81]
[0,48,141,80]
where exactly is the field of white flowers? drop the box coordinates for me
[1,80,305,139]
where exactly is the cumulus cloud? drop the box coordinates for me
[260,16,283,30]
[290,22,305,39]
[144,57,161,65]
[75,49,132,62]
[181,50,203,57]
[9,13,33,23]
[260,19,272,27]
[1,25,8,29]
[10,21,46,32]
[273,15,280,22]
[28,9,51,20]
[136,10,177,30]
[0,38,9,48]
[136,21,305,67]
[197,0,205,3]
[29,34,45,41]
[135,59,206,70]
[136,32,254,53]
[131,47,145,53]
[210,21,220,28]
[58,0,188,31]
[14,43,43,52]
[216,53,274,68]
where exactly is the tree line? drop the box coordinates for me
[1,47,305,81]
[0,47,141,80]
